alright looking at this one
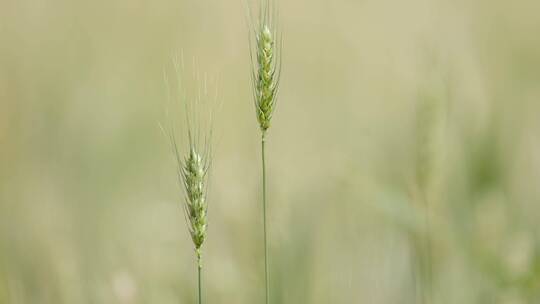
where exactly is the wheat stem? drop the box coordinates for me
[261,135,269,304]
[197,249,202,304]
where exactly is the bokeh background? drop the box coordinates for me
[2,0,540,303]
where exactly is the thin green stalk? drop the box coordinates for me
[197,250,202,304]
[261,135,269,304]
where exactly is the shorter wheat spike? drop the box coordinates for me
[162,56,215,304]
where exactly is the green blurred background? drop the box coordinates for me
[1,0,540,303]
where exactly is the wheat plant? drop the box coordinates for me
[247,1,282,303]
[161,55,216,304]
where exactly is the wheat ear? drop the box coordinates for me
[162,56,215,304]
[247,1,282,303]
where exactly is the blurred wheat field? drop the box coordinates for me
[1,0,540,303]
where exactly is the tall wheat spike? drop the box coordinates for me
[247,1,282,303]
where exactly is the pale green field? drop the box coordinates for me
[1,0,540,303]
